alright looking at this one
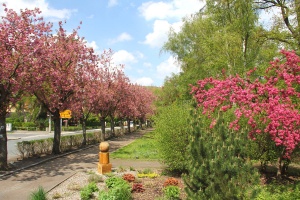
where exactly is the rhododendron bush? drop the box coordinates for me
[191,50,300,175]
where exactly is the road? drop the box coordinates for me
[6,128,115,162]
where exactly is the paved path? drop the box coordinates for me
[0,129,162,200]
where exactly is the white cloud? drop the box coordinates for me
[0,0,76,21]
[108,0,118,7]
[138,0,204,21]
[139,1,173,21]
[143,62,152,68]
[135,77,154,86]
[112,50,137,68]
[136,51,144,59]
[156,56,181,78]
[86,41,99,51]
[143,20,183,48]
[108,32,133,44]
[143,20,170,48]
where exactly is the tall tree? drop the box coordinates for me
[255,0,300,52]
[162,0,276,102]
[90,49,124,140]
[28,22,93,154]
[69,45,99,146]
[0,6,51,169]
[134,85,156,129]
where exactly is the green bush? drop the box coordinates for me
[29,186,47,200]
[255,182,300,200]
[16,131,100,159]
[22,122,36,127]
[80,182,98,200]
[99,177,132,200]
[154,102,191,172]
[105,176,128,189]
[184,113,260,200]
[163,186,180,200]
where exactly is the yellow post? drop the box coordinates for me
[98,142,112,174]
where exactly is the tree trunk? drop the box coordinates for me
[133,120,136,130]
[52,110,61,154]
[82,117,87,146]
[127,119,131,133]
[0,113,8,170]
[277,156,282,178]
[120,119,124,134]
[100,117,105,141]
[139,119,143,130]
[110,117,115,137]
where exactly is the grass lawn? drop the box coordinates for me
[111,132,160,160]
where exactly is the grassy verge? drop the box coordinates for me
[111,132,160,160]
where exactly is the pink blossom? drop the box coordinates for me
[191,50,300,157]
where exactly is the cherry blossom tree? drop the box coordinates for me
[107,69,131,136]
[132,85,156,129]
[191,50,300,176]
[27,21,95,154]
[116,84,155,132]
[0,5,51,169]
[67,44,99,146]
[116,84,139,133]
[87,49,121,141]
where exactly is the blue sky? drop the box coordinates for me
[0,0,204,87]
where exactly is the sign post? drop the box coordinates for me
[59,110,72,119]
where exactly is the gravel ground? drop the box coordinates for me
[47,168,186,200]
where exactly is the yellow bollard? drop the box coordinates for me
[98,142,112,174]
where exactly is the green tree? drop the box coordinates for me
[184,112,260,199]
[162,0,277,101]
[256,0,300,52]
[155,75,182,107]
[154,102,191,172]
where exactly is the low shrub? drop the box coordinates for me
[132,183,145,193]
[255,182,300,200]
[29,186,47,200]
[163,185,180,200]
[80,182,98,200]
[100,176,132,200]
[105,176,128,189]
[16,131,101,159]
[141,168,153,174]
[137,173,159,178]
[122,173,135,182]
[163,177,179,187]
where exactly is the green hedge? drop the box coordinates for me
[16,131,101,159]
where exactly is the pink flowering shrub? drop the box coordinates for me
[191,50,300,175]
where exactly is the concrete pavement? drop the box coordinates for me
[0,129,163,200]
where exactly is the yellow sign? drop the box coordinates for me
[60,110,72,119]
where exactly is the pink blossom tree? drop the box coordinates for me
[116,83,139,133]
[191,50,300,176]
[116,84,155,132]
[27,21,94,154]
[132,85,156,129]
[66,43,99,146]
[0,5,51,169]
[88,49,123,141]
[107,69,131,135]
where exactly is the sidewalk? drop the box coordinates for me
[0,128,163,200]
